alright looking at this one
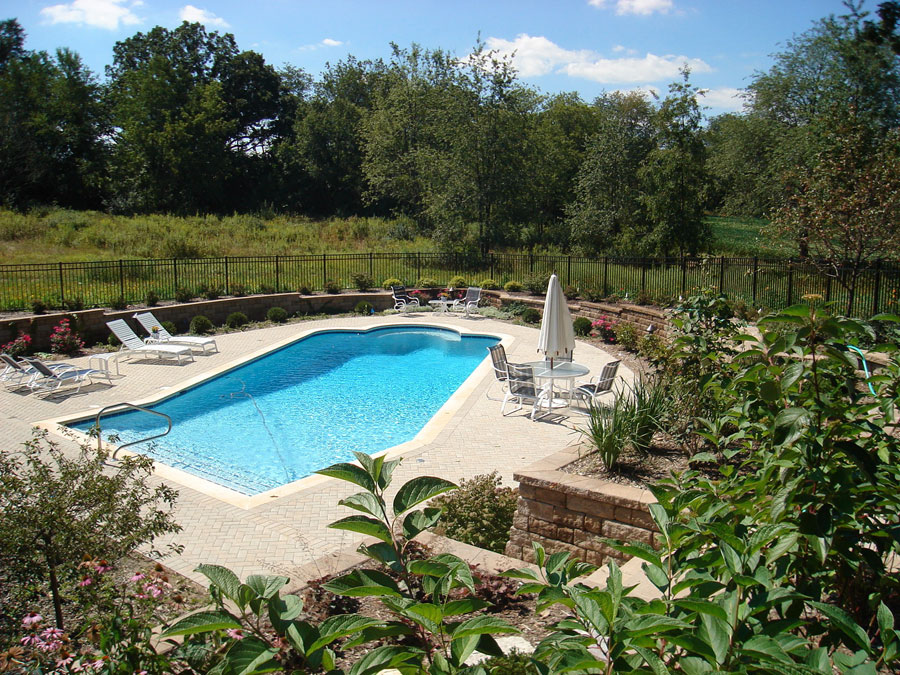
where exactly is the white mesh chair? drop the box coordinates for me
[572,360,621,408]
[391,286,420,312]
[502,363,552,420]
[106,320,194,364]
[486,343,510,401]
[23,358,106,396]
[134,312,218,354]
[451,287,481,317]
[2,353,74,388]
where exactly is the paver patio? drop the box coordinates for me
[0,313,631,586]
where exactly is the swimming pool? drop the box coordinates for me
[69,326,499,496]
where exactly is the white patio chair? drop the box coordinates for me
[133,312,218,354]
[23,358,106,396]
[106,320,194,364]
[486,343,510,401]
[391,286,420,313]
[451,287,481,317]
[502,362,552,421]
[1,353,74,388]
[572,360,621,408]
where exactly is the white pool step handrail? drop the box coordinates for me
[93,402,172,458]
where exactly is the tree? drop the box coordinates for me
[0,432,180,631]
[638,69,710,257]
[567,91,655,255]
[773,118,900,314]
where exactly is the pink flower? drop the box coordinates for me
[129,572,146,582]
[21,634,40,647]
[225,629,245,640]
[22,613,42,627]
[78,576,93,587]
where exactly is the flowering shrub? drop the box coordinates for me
[49,319,83,355]
[1,333,31,357]
[591,315,617,342]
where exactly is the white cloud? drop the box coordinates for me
[699,87,746,112]
[321,38,343,47]
[298,38,345,51]
[179,5,229,28]
[589,0,674,15]
[485,34,710,84]
[40,0,141,30]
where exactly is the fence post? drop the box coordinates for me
[567,256,572,286]
[58,262,65,306]
[369,252,374,280]
[603,257,609,296]
[119,260,125,300]
[787,259,794,306]
[275,255,281,292]
[873,259,882,316]
[490,253,495,281]
[224,256,229,295]
[323,254,329,289]
[681,256,687,297]
[719,256,725,293]
[416,253,421,283]
[752,257,758,304]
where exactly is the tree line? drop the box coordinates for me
[1,2,899,260]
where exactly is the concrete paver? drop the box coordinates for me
[0,313,631,586]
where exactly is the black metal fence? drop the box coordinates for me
[1,253,898,319]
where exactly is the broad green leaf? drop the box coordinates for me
[160,610,242,638]
[624,614,691,638]
[502,567,543,583]
[266,594,303,633]
[378,457,402,489]
[809,601,871,651]
[643,562,670,591]
[408,558,451,577]
[402,507,442,539]
[777,304,812,318]
[605,541,662,568]
[196,564,241,603]
[222,636,280,675]
[443,597,489,616]
[339,491,384,518]
[315,462,374,492]
[742,635,792,664]
[342,622,415,650]
[284,621,319,654]
[327,515,393,544]
[321,568,402,597]
[308,614,384,652]
[404,602,444,634]
[877,601,895,636]
[348,645,420,675]
[759,380,781,402]
[450,633,480,666]
[357,541,401,571]
[673,599,728,621]
[452,615,519,639]
[392,476,457,516]
[245,574,288,600]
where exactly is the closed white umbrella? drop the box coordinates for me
[537,273,575,369]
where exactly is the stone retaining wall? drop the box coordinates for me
[505,445,658,566]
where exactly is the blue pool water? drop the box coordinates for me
[70,326,498,495]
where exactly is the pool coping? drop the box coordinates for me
[35,321,513,510]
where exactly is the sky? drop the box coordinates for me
[5,0,857,115]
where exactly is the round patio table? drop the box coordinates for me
[522,360,589,408]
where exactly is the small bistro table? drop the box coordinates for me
[523,360,590,408]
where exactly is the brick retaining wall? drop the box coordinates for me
[505,444,658,566]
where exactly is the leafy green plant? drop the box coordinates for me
[297,282,313,295]
[479,278,499,290]
[523,274,548,296]
[613,320,639,351]
[580,394,633,471]
[382,277,402,289]
[30,298,47,314]
[563,284,578,300]
[416,277,441,288]
[198,283,222,300]
[521,307,541,324]
[351,272,374,291]
[257,283,276,294]
[63,296,85,311]
[229,282,247,297]
[448,275,468,288]
[189,315,214,335]
[1,332,31,357]
[581,287,605,302]
[432,472,517,553]
[354,300,373,315]
[314,452,520,672]
[225,311,248,328]
[503,280,523,293]
[572,316,592,336]
[172,287,192,303]
[49,318,83,355]
[266,306,288,323]
[160,320,177,336]
[109,295,128,310]
[323,279,342,294]
[144,289,159,307]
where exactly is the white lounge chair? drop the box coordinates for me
[106,320,194,364]
[451,287,481,317]
[1,353,74,389]
[23,358,106,396]
[133,312,218,354]
[391,286,420,313]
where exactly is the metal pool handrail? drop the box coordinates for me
[94,402,172,458]
[846,345,877,397]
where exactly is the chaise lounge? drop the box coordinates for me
[106,320,194,364]
[133,312,218,354]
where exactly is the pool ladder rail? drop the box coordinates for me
[93,402,172,459]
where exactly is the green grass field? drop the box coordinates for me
[705,215,790,257]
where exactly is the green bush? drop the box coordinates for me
[63,296,84,311]
[30,298,47,314]
[297,283,313,295]
[323,279,342,294]
[109,295,128,310]
[174,287,193,303]
[479,278,500,290]
[257,283,276,295]
[503,280,523,293]
[198,283,222,300]
[354,301,374,315]
[573,316,592,336]
[229,283,247,297]
[564,284,579,300]
[521,307,541,324]
[144,289,159,307]
[161,320,177,336]
[481,651,540,674]
[266,307,288,323]
[189,315,214,335]
[382,277,401,289]
[351,272,374,291]
[504,300,528,316]
[614,320,640,351]
[225,312,248,329]
[448,275,467,288]
[635,288,653,305]
[107,333,120,347]
[523,273,549,295]
[582,287,605,302]
[432,472,517,553]
[415,277,440,288]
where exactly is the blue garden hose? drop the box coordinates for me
[846,344,877,396]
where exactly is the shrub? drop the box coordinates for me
[225,311,248,329]
[351,272,374,291]
[635,288,653,305]
[481,652,540,674]
[189,315,214,335]
[267,306,288,323]
[109,295,128,310]
[297,283,313,295]
[523,273,549,295]
[161,320,177,336]
[638,333,667,361]
[582,287,605,302]
[521,307,541,324]
[229,282,247,297]
[592,315,617,342]
[2,333,31,357]
[323,279,342,294]
[198,283,222,300]
[49,318,84,355]
[257,283,276,294]
[107,333,120,347]
[144,289,159,307]
[504,300,528,316]
[614,320,640,351]
[573,316,592,336]
[479,278,500,290]
[382,277,402,289]
[448,275,468,288]
[415,277,440,288]
[354,300,374,315]
[174,287,193,303]
[503,280,523,293]
[564,284,579,300]
[29,298,47,314]
[432,472,517,553]
[63,296,84,312]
